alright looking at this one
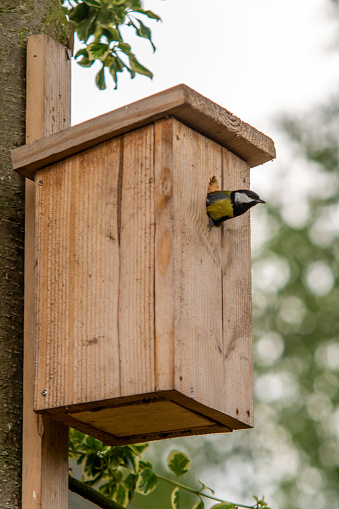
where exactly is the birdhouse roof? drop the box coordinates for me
[12,84,276,180]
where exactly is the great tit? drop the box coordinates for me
[206,189,266,231]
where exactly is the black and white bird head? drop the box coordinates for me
[232,190,266,217]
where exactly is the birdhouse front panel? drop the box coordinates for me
[12,85,275,444]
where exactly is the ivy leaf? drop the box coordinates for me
[192,500,204,509]
[171,487,180,509]
[112,483,129,507]
[167,450,191,478]
[95,67,106,90]
[136,468,158,495]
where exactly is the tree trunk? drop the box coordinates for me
[0,2,71,507]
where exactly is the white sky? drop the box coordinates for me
[72,0,339,128]
[71,0,339,200]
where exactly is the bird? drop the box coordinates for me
[206,188,266,231]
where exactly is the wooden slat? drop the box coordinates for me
[119,125,155,396]
[221,149,253,427]
[35,139,122,410]
[11,84,276,180]
[154,119,176,391]
[170,120,227,413]
[23,34,70,509]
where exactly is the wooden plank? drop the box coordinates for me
[11,84,276,180]
[221,149,253,427]
[170,120,225,411]
[23,34,70,509]
[35,139,122,410]
[154,119,176,391]
[119,126,156,396]
[70,400,215,436]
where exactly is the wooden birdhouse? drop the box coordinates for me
[12,85,275,446]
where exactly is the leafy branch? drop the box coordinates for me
[69,429,272,509]
[63,0,161,89]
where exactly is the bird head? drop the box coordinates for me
[232,190,266,216]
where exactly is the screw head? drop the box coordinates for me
[41,390,47,396]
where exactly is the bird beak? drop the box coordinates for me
[257,199,266,204]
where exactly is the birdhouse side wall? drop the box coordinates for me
[154,118,253,427]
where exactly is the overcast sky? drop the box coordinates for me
[72,0,339,128]
[71,0,339,205]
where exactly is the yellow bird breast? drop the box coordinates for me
[207,196,234,221]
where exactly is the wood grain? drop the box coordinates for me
[119,125,155,396]
[12,84,276,180]
[221,149,253,427]
[33,116,254,442]
[171,120,225,411]
[23,34,70,509]
[35,139,122,410]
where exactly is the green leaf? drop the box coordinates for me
[167,450,191,477]
[141,9,161,21]
[68,2,89,23]
[87,42,111,61]
[95,67,106,90]
[136,19,155,51]
[136,468,158,495]
[74,12,98,42]
[127,53,152,79]
[192,500,204,509]
[210,504,236,509]
[112,483,129,507]
[118,41,132,54]
[171,487,180,509]
[83,0,101,6]
[77,56,95,67]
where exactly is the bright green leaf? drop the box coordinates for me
[95,67,106,90]
[136,468,158,495]
[167,450,191,477]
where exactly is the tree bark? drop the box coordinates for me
[0,2,71,507]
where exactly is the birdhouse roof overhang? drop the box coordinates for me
[12,84,276,180]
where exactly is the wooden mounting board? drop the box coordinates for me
[12,84,276,180]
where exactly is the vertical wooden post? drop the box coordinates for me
[23,34,71,509]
